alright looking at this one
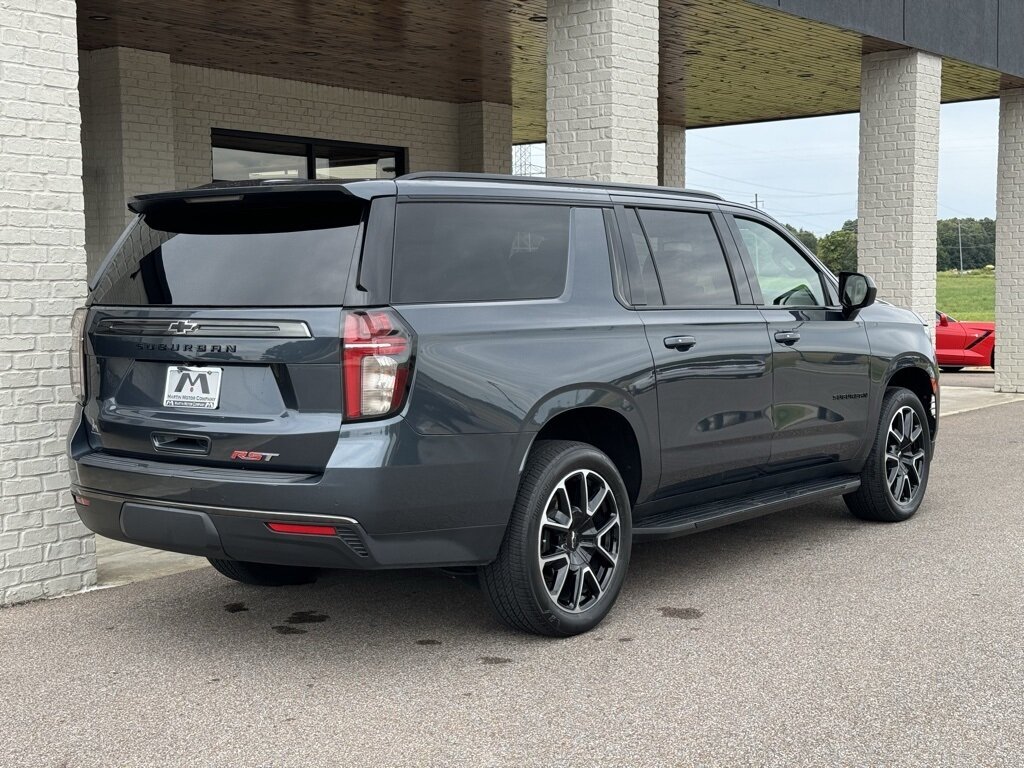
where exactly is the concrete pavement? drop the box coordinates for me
[2,401,1022,767]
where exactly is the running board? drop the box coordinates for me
[632,475,861,542]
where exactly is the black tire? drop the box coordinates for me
[940,366,963,373]
[207,558,319,586]
[845,387,932,522]
[479,440,632,637]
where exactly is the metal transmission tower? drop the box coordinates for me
[512,143,545,176]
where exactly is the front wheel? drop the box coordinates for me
[845,387,931,522]
[480,440,632,637]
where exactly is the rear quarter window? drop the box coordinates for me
[391,202,570,303]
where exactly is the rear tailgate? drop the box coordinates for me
[81,185,370,473]
[84,307,343,472]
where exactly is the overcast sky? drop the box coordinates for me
[687,98,999,236]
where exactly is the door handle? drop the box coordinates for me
[774,330,801,345]
[664,335,697,351]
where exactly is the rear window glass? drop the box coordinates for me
[91,210,360,307]
[391,203,570,303]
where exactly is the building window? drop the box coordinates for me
[211,129,407,182]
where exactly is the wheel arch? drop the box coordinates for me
[518,389,659,506]
[883,356,937,438]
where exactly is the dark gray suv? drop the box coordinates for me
[69,173,938,636]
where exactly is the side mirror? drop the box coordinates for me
[937,312,949,327]
[838,272,877,318]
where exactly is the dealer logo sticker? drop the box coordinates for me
[163,366,223,410]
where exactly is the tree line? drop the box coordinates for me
[784,218,996,273]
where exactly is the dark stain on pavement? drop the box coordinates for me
[286,610,328,625]
[618,637,633,642]
[272,625,307,635]
[223,602,248,613]
[659,606,704,620]
[479,656,513,665]
[416,639,442,646]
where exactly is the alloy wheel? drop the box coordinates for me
[885,405,926,505]
[536,469,621,614]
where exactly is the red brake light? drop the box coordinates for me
[342,309,414,420]
[266,522,337,536]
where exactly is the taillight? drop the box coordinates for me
[70,307,88,404]
[342,309,414,420]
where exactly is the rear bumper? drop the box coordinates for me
[72,488,506,569]
[69,411,524,570]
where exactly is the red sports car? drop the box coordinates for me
[935,312,995,371]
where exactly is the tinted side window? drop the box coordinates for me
[734,217,826,307]
[392,203,570,303]
[625,209,664,306]
[635,209,736,306]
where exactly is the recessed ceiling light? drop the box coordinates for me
[528,15,547,23]
[89,14,110,21]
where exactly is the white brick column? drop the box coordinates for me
[996,88,1024,393]
[79,47,175,272]
[1,1,96,604]
[858,50,941,329]
[659,123,685,187]
[458,102,513,174]
[546,0,659,184]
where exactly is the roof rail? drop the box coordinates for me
[399,171,724,201]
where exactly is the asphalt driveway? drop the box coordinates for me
[2,403,1022,767]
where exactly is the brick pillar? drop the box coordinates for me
[858,50,941,330]
[0,3,96,604]
[996,88,1024,393]
[546,0,659,184]
[659,124,685,187]
[458,102,513,174]
[79,47,175,273]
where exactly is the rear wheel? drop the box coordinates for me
[845,387,931,522]
[208,558,319,586]
[480,440,631,637]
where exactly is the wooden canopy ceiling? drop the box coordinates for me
[78,0,1009,143]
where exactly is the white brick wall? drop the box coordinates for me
[80,48,175,271]
[858,50,941,329]
[459,101,513,174]
[658,123,685,187]
[1,0,97,605]
[546,0,659,184]
[996,88,1024,393]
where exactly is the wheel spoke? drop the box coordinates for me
[910,424,923,443]
[550,563,569,601]
[887,465,900,488]
[541,552,570,568]
[587,481,609,516]
[571,567,585,610]
[582,566,602,601]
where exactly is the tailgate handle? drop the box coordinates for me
[151,432,211,456]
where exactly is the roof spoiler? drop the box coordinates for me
[127,179,392,215]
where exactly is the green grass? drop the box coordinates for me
[936,270,995,322]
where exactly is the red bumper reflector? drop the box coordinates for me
[266,522,337,536]
[73,494,90,506]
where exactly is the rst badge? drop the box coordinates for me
[230,450,279,463]
[163,366,223,410]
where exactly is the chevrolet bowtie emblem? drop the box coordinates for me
[167,321,200,335]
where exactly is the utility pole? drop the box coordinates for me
[751,194,764,210]
[957,219,964,274]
